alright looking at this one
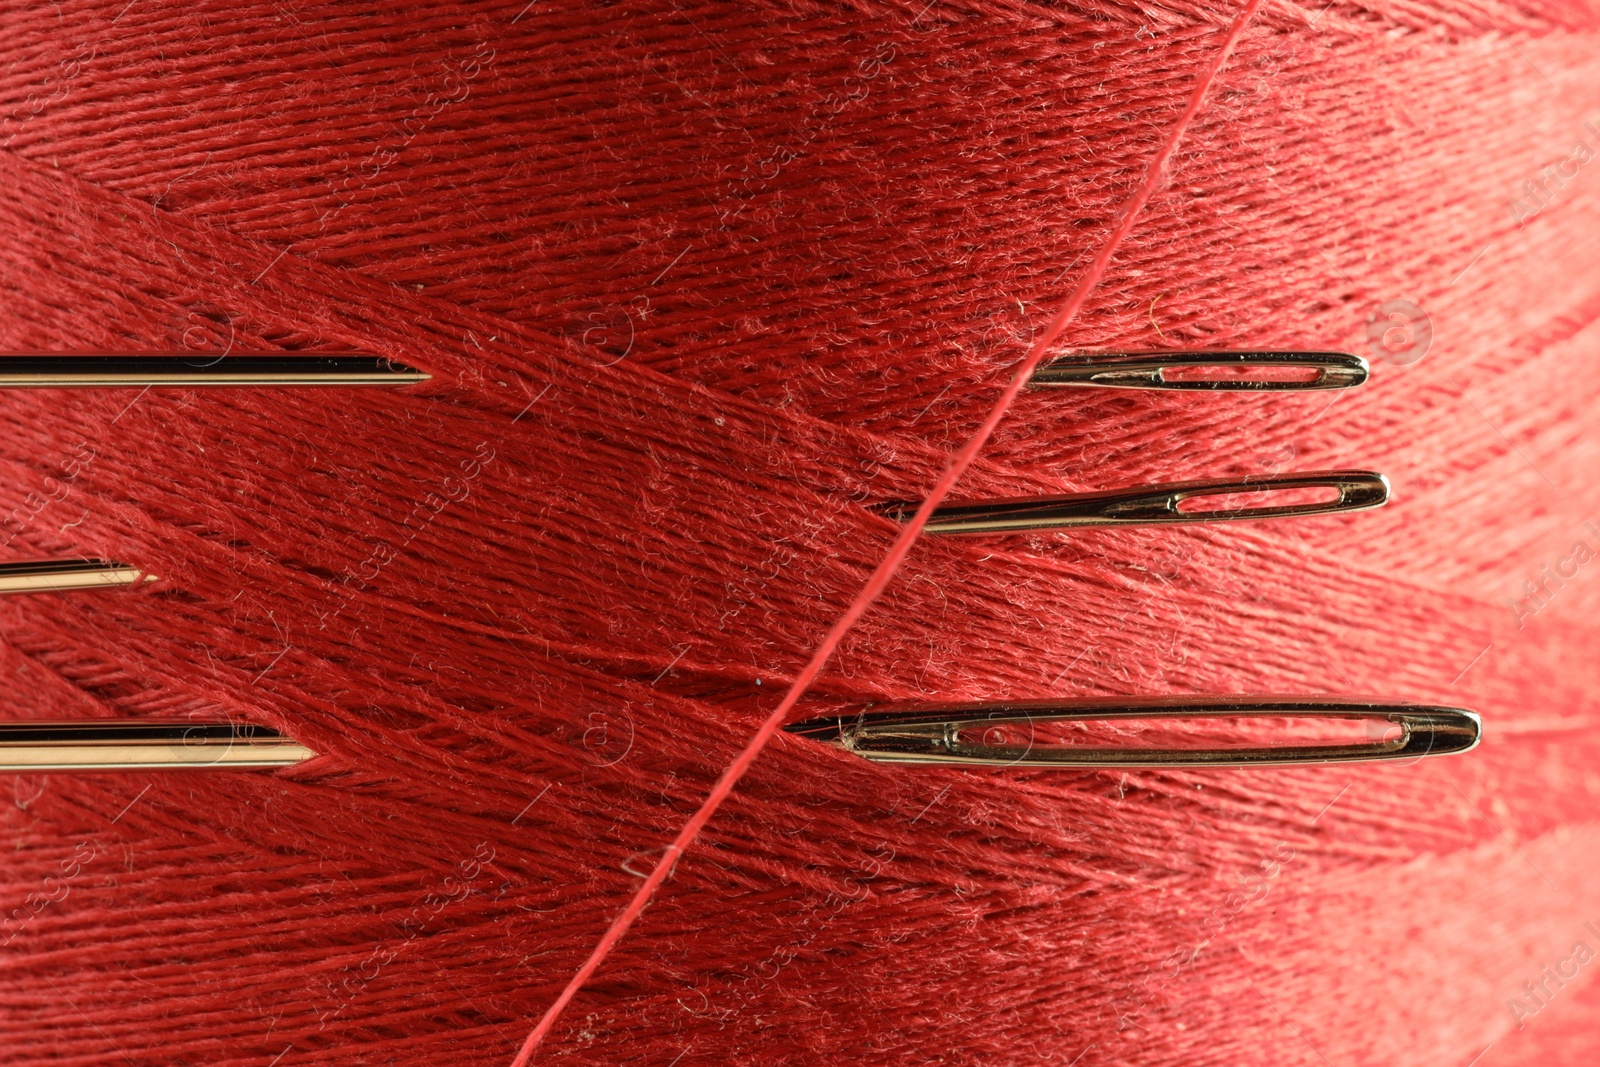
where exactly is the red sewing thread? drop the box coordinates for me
[508,0,1266,1059]
[4,3,1600,1065]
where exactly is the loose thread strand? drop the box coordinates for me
[506,3,1265,1061]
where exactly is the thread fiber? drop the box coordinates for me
[0,2,1598,1065]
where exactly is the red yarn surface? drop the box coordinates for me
[2,2,1599,1065]
[510,4,1268,1056]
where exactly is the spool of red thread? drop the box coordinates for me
[0,2,1597,1065]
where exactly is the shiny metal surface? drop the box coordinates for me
[0,559,150,594]
[895,470,1390,534]
[786,698,1481,767]
[0,721,315,771]
[1034,350,1368,391]
[0,355,427,387]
